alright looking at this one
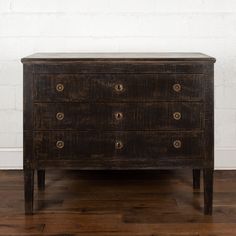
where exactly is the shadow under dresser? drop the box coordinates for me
[21,53,216,215]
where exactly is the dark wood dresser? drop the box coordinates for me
[21,53,215,215]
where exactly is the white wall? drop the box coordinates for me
[0,0,236,169]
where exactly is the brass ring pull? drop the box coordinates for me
[56,83,64,92]
[114,112,123,121]
[56,112,64,121]
[114,83,124,93]
[173,83,181,92]
[56,140,64,149]
[173,140,181,149]
[173,112,181,120]
[115,140,123,150]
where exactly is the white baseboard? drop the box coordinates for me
[215,148,236,170]
[0,148,23,169]
[0,148,236,170]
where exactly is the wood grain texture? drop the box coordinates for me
[34,131,204,162]
[37,170,45,190]
[23,64,35,215]
[22,53,215,215]
[24,168,34,215]
[0,170,234,236]
[193,169,201,189]
[204,168,214,215]
[34,102,204,130]
[203,63,214,215]
[34,74,205,102]
[32,62,209,74]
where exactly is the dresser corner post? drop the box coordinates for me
[203,61,215,215]
[37,170,45,190]
[192,169,201,189]
[23,63,35,214]
[203,168,214,215]
[24,167,34,215]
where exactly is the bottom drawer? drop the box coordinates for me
[34,131,204,161]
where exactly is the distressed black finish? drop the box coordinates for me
[22,52,215,215]
[34,74,205,102]
[37,170,45,190]
[193,169,201,189]
[34,102,204,130]
[34,131,204,160]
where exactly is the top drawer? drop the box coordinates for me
[33,74,205,102]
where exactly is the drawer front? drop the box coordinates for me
[34,102,204,130]
[34,131,204,160]
[34,74,205,102]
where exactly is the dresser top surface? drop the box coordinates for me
[21,52,216,63]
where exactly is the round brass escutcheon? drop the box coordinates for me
[173,83,181,92]
[114,112,123,121]
[56,112,64,121]
[115,140,124,150]
[56,83,64,92]
[173,112,181,120]
[56,140,64,149]
[173,140,182,149]
[114,83,124,93]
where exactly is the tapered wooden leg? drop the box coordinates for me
[24,168,34,215]
[37,170,45,190]
[204,168,214,215]
[193,169,201,189]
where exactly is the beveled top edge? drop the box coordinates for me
[21,52,216,63]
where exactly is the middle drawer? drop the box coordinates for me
[34,102,203,130]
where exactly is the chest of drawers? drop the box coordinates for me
[22,53,215,215]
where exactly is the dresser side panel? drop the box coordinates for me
[23,64,34,169]
[204,63,214,168]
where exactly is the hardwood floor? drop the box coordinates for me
[0,170,236,235]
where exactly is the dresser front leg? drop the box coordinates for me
[203,168,214,215]
[37,170,45,190]
[24,168,34,215]
[193,169,201,189]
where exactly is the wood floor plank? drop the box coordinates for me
[0,170,236,236]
